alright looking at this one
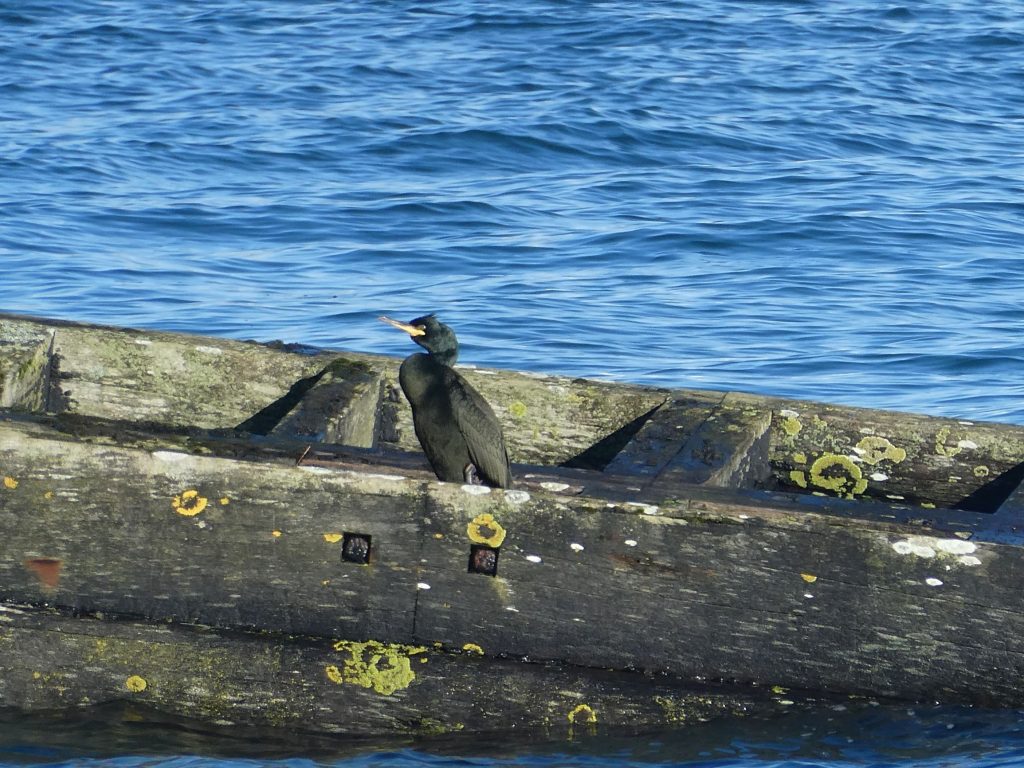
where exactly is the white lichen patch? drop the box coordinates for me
[416,582,431,590]
[935,539,977,555]
[925,577,944,587]
[780,409,800,418]
[503,489,531,505]
[870,472,889,482]
[299,465,336,475]
[892,536,981,565]
[570,542,584,552]
[362,473,406,482]
[461,484,492,496]
[134,338,153,346]
[626,502,659,515]
[540,482,570,493]
[892,539,936,558]
[624,539,638,547]
[194,345,223,355]
[151,450,190,462]
[525,555,542,564]
[958,439,978,450]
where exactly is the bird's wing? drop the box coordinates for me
[443,368,513,488]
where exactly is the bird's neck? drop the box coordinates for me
[430,346,458,367]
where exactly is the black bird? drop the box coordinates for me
[379,314,513,489]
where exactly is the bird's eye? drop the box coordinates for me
[416,325,426,332]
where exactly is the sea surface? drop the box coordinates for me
[2,0,1024,765]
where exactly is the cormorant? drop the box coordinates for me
[379,314,513,489]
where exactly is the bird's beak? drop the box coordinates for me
[378,316,426,337]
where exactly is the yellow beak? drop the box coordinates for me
[378,316,426,337]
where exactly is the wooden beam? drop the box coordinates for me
[266,358,384,448]
[0,603,813,735]
[0,320,51,411]
[602,392,722,479]
[649,393,772,491]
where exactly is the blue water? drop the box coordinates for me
[2,0,1024,764]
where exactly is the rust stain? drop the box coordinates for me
[24,557,62,589]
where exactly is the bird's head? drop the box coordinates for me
[379,313,459,365]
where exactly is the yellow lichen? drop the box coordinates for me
[568,703,597,723]
[800,573,817,583]
[974,465,990,478]
[467,513,506,548]
[323,533,343,543]
[171,489,207,517]
[793,452,807,464]
[934,426,970,458]
[219,497,230,506]
[789,470,808,489]
[855,436,907,465]
[125,675,148,693]
[3,476,18,490]
[654,695,687,723]
[808,454,868,498]
[509,401,528,419]
[416,717,465,736]
[327,640,427,695]
[462,643,484,655]
[271,530,282,538]
[781,417,802,436]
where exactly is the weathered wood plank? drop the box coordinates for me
[0,604,813,735]
[651,393,772,490]
[3,412,1024,707]
[767,397,1024,512]
[0,418,422,641]
[47,320,337,430]
[0,319,51,411]
[0,313,672,469]
[414,484,1024,706]
[265,358,384,447]
[602,392,722,478]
